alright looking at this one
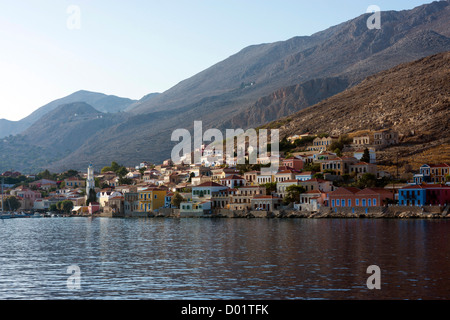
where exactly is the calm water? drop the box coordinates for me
[0,217,449,300]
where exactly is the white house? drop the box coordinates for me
[295,172,314,181]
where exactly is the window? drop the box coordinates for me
[332,200,335,207]
[356,199,360,206]
[373,199,377,206]
[341,199,345,207]
[348,199,352,207]
[336,199,340,206]
[368,199,372,207]
[362,199,366,207]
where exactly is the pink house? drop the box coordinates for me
[14,189,42,210]
[89,202,100,214]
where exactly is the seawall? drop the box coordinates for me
[139,205,450,219]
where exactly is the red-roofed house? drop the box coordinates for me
[299,190,328,210]
[220,175,246,189]
[328,187,361,208]
[329,187,392,208]
[282,157,304,171]
[251,195,282,212]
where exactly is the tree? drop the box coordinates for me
[57,200,74,214]
[37,169,55,180]
[262,182,277,195]
[110,161,120,173]
[86,188,97,206]
[356,173,377,189]
[284,185,306,204]
[361,148,371,163]
[304,162,321,173]
[118,177,133,185]
[171,192,185,208]
[7,196,21,211]
[116,166,129,178]
[313,173,324,180]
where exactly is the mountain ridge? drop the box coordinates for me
[0,90,137,139]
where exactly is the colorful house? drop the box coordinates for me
[398,185,427,206]
[414,164,450,184]
[295,172,314,181]
[328,187,361,208]
[399,184,450,206]
[328,187,391,208]
[64,177,86,188]
[425,184,450,206]
[138,187,167,212]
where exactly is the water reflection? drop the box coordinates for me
[0,218,449,299]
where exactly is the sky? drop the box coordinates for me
[0,0,435,121]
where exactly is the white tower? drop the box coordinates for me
[86,163,95,195]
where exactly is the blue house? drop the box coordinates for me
[398,185,427,206]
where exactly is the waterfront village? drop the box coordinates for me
[1,129,450,219]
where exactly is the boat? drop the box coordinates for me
[0,212,12,219]
[12,212,28,219]
[31,212,43,218]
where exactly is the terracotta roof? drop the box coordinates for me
[221,175,245,180]
[252,195,281,199]
[401,184,450,190]
[429,163,450,168]
[356,188,392,195]
[196,181,226,187]
[305,190,324,194]
[278,179,299,183]
[302,178,328,183]
[276,170,296,175]
[353,162,373,166]
[330,187,361,195]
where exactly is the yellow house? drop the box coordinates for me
[138,187,166,212]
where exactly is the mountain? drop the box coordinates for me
[129,0,450,117]
[1,1,449,173]
[0,90,137,139]
[263,51,450,173]
[0,102,126,173]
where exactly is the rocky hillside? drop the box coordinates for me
[264,51,450,174]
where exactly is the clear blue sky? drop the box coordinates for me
[0,0,434,121]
